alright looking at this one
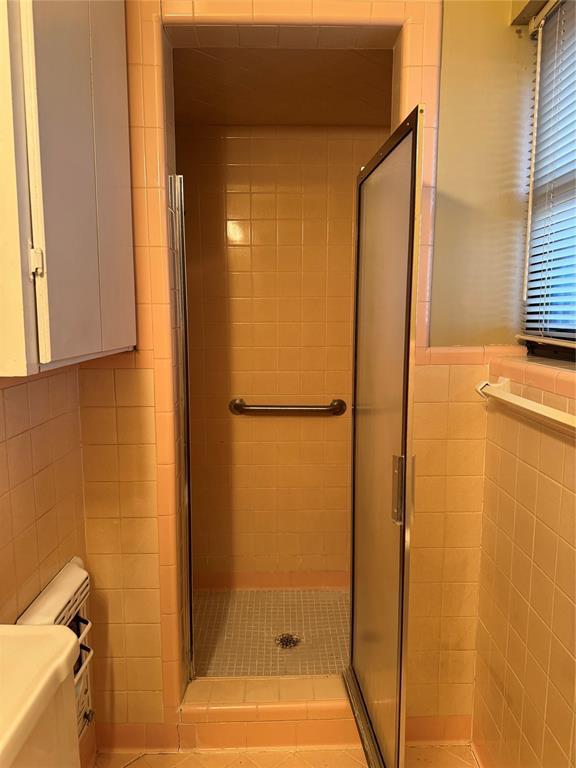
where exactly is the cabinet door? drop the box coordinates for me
[0,0,39,376]
[90,0,136,352]
[21,0,102,365]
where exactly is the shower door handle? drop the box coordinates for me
[391,455,405,525]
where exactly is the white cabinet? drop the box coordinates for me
[0,0,136,376]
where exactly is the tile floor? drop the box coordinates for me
[95,745,478,768]
[95,749,367,767]
[193,590,350,676]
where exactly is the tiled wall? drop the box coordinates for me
[176,125,387,589]
[0,370,85,623]
[178,675,360,749]
[473,367,576,768]
[407,362,488,741]
[77,1,187,750]
[80,366,165,726]
[77,0,443,752]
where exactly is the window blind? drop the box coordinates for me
[524,0,576,343]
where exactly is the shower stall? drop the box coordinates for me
[169,26,421,767]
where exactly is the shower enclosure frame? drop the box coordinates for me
[344,106,423,768]
[168,71,420,709]
[168,173,195,679]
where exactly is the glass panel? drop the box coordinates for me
[352,132,414,767]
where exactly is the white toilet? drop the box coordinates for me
[0,625,81,768]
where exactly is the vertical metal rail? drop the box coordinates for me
[168,174,194,678]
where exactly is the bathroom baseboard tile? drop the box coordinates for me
[79,720,97,768]
[405,715,472,744]
[144,723,179,751]
[194,570,350,589]
[95,723,147,751]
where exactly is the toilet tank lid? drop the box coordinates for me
[0,625,79,767]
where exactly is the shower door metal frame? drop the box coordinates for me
[168,174,194,679]
[344,106,423,768]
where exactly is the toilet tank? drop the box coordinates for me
[0,625,81,768]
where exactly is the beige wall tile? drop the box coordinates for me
[91,622,126,658]
[448,365,488,403]
[85,518,122,554]
[120,518,159,553]
[88,554,123,589]
[85,482,120,518]
[7,432,33,487]
[93,657,127,692]
[10,479,36,538]
[474,387,576,767]
[122,554,160,588]
[119,481,157,517]
[115,370,155,407]
[178,125,387,586]
[117,407,156,444]
[118,445,157,482]
[4,385,31,439]
[0,368,85,625]
[125,623,162,658]
[79,370,116,407]
[123,589,161,623]
[414,365,450,403]
[91,589,125,624]
[93,690,128,724]
[127,690,164,723]
[83,445,119,482]
[126,657,163,691]
[81,408,118,445]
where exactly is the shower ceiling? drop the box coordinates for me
[173,47,393,126]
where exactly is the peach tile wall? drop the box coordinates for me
[178,675,361,748]
[80,0,442,752]
[407,362,488,741]
[473,368,576,768]
[78,0,187,751]
[491,357,576,411]
[176,124,387,588]
[80,366,165,728]
[162,0,443,349]
[0,370,85,623]
[162,19,194,714]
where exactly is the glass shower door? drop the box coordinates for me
[168,175,194,677]
[345,108,422,768]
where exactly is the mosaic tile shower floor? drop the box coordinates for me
[193,590,350,677]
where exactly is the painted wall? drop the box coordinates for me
[176,124,387,589]
[430,0,533,346]
[473,365,576,768]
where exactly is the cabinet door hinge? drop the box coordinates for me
[29,246,44,278]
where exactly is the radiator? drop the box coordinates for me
[17,558,94,737]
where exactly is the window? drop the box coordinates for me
[523,0,576,348]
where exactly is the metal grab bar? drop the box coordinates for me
[229,398,347,416]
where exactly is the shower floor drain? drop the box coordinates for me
[275,633,301,649]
